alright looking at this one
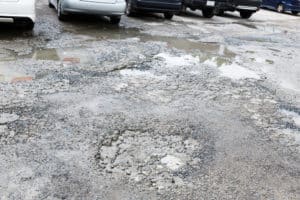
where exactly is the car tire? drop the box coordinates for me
[291,11,298,15]
[202,8,214,18]
[126,0,136,17]
[57,0,67,21]
[110,16,121,24]
[164,12,174,20]
[277,4,284,13]
[240,10,253,19]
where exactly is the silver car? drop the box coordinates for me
[49,0,126,24]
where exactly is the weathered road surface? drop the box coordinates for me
[1,1,300,199]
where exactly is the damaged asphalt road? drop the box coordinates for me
[1,0,300,199]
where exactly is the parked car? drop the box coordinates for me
[0,0,36,29]
[181,0,216,18]
[125,0,182,19]
[216,0,262,18]
[48,0,126,24]
[261,0,299,15]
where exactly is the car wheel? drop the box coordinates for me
[57,0,67,21]
[291,11,298,15]
[202,8,214,18]
[164,12,174,20]
[110,16,121,24]
[240,10,253,19]
[277,3,284,13]
[126,0,135,17]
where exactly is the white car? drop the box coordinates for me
[0,0,36,29]
[49,0,126,24]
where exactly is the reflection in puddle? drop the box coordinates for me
[0,64,31,83]
[32,48,96,64]
[33,48,60,61]
[64,24,236,58]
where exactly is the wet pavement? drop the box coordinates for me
[0,1,300,199]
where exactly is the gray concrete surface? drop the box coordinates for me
[0,1,300,199]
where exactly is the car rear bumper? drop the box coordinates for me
[0,1,36,22]
[62,0,126,16]
[217,0,261,11]
[133,0,182,12]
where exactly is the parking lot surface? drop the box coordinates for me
[0,1,300,199]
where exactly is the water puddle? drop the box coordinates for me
[0,34,234,69]
[0,26,237,81]
[32,48,96,64]
[63,25,236,58]
[28,38,235,68]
